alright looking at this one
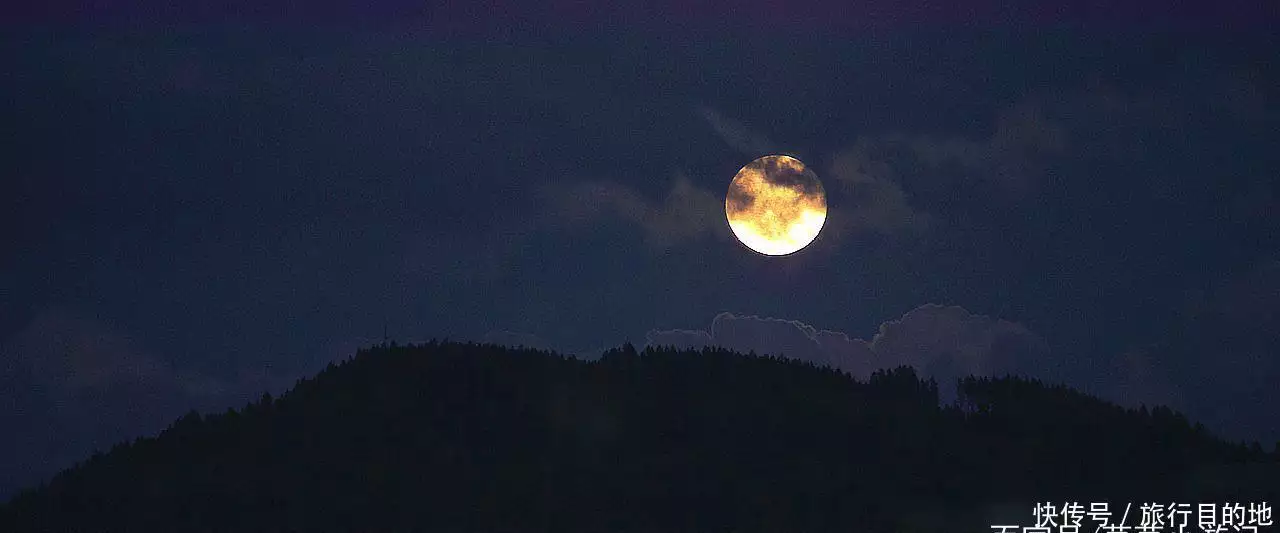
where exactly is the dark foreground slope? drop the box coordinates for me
[2,341,1276,533]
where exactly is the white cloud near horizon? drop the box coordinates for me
[646,304,1051,402]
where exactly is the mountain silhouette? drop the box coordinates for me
[2,341,1276,533]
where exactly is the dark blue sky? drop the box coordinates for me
[2,10,1279,498]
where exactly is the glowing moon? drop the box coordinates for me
[725,155,827,256]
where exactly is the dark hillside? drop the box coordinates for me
[2,341,1275,533]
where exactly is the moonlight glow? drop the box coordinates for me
[725,155,827,256]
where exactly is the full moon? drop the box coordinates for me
[725,155,828,256]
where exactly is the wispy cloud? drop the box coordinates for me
[543,173,728,250]
[698,106,779,156]
[830,100,1067,216]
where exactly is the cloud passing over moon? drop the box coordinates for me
[725,155,828,256]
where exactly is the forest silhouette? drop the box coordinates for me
[2,341,1276,533]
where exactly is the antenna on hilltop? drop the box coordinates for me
[383,320,389,347]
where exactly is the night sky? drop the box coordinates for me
[3,2,1279,499]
